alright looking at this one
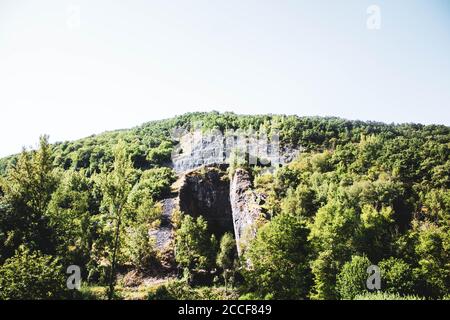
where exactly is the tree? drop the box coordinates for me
[130,167,176,201]
[99,141,135,300]
[281,184,318,221]
[147,141,173,167]
[123,197,161,271]
[244,213,311,299]
[310,199,358,258]
[411,221,449,298]
[0,136,57,260]
[175,215,216,273]
[124,223,156,271]
[357,205,396,262]
[336,255,372,300]
[216,233,237,290]
[309,250,340,300]
[378,257,414,295]
[309,199,358,299]
[0,247,67,300]
[47,170,95,267]
[421,189,450,226]
[228,149,250,178]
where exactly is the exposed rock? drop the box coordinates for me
[230,169,263,255]
[145,130,301,277]
[172,130,226,173]
[171,129,300,173]
[149,198,176,250]
[121,270,144,287]
[175,165,265,256]
[178,164,234,237]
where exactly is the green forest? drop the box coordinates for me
[0,111,448,300]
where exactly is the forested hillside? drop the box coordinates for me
[0,112,448,300]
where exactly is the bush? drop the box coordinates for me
[239,292,273,300]
[336,255,372,300]
[0,247,68,299]
[379,257,414,295]
[147,281,194,300]
[147,284,175,300]
[194,286,239,300]
[147,281,239,300]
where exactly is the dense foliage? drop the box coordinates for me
[0,247,67,300]
[0,112,448,300]
[243,213,311,299]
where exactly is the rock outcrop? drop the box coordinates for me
[171,128,300,173]
[149,198,177,250]
[174,165,265,256]
[229,169,263,255]
[172,130,226,173]
[178,164,234,237]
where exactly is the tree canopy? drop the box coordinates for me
[0,112,448,300]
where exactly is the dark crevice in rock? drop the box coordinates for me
[178,164,234,238]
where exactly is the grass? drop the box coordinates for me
[354,292,425,300]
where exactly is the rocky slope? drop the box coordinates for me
[229,169,263,255]
[151,126,300,259]
[149,198,176,250]
[154,164,265,259]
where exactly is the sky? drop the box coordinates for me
[0,0,449,157]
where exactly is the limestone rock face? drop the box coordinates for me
[172,131,226,173]
[149,198,176,250]
[148,133,300,273]
[176,165,264,256]
[229,169,263,255]
[171,128,300,173]
[178,165,234,237]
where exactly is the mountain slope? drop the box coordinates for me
[0,111,448,300]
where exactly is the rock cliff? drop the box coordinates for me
[229,169,263,255]
[156,131,298,256]
[171,128,300,173]
[178,164,234,237]
[175,165,263,256]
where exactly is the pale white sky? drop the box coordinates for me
[1,0,449,157]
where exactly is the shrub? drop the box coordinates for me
[0,247,67,299]
[147,280,194,300]
[336,255,372,300]
[147,284,175,300]
[378,257,414,295]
